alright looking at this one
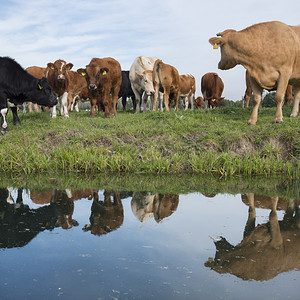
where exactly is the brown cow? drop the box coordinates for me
[66,70,89,112]
[77,57,122,118]
[83,190,124,236]
[243,70,294,108]
[205,194,300,281]
[46,59,73,118]
[152,59,180,111]
[201,72,224,108]
[194,96,204,109]
[209,21,300,124]
[25,66,47,112]
[179,74,196,110]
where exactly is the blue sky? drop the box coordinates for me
[0,0,299,101]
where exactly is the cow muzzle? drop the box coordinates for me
[57,74,65,81]
[89,84,97,90]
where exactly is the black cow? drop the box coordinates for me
[0,56,57,134]
[119,71,136,110]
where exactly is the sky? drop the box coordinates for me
[0,0,299,101]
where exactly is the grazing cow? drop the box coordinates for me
[243,70,294,108]
[0,57,57,134]
[25,66,48,112]
[129,56,158,113]
[194,96,204,109]
[153,59,180,111]
[201,72,224,108]
[119,70,136,110]
[83,190,124,236]
[205,193,300,281]
[46,59,73,118]
[77,57,122,118]
[66,70,89,112]
[179,74,196,110]
[209,21,300,124]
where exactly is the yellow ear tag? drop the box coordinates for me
[51,66,54,70]
[81,72,86,76]
[213,43,218,49]
[38,84,43,90]
[102,70,107,75]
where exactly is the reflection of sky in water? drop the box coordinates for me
[1,189,298,300]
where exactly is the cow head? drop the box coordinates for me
[209,29,238,70]
[26,77,57,107]
[77,65,109,92]
[136,70,155,96]
[47,60,73,82]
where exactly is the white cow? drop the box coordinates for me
[129,56,161,112]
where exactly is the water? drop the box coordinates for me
[0,181,299,300]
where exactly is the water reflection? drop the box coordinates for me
[205,193,300,281]
[131,192,179,223]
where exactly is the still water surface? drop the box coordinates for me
[0,184,299,300]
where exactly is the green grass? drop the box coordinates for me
[0,106,299,178]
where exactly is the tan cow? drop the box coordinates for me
[46,59,73,118]
[243,70,294,108]
[205,193,300,281]
[152,59,180,111]
[25,66,47,112]
[209,21,300,124]
[77,57,122,118]
[179,74,196,110]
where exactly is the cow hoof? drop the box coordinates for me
[290,113,298,117]
[64,115,69,118]
[1,128,7,135]
[247,122,255,126]
[274,120,283,124]
[13,121,21,126]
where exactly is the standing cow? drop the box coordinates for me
[201,72,224,108]
[179,74,196,110]
[46,59,73,118]
[77,57,122,118]
[209,21,300,124]
[152,59,180,111]
[0,57,57,134]
[129,56,158,113]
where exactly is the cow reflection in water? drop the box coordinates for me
[0,188,94,248]
[131,192,179,223]
[83,190,124,236]
[205,193,300,281]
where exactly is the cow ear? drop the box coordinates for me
[216,29,236,37]
[66,63,73,70]
[77,68,86,77]
[47,63,55,70]
[100,68,109,75]
[209,37,223,49]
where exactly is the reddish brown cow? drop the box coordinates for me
[201,72,224,108]
[243,70,293,108]
[66,70,89,112]
[194,96,204,109]
[77,57,122,118]
[152,59,180,111]
[46,59,73,118]
[25,66,47,112]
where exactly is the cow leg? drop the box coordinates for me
[243,193,256,239]
[142,93,149,112]
[174,92,179,112]
[248,78,263,125]
[67,93,73,112]
[290,85,300,117]
[132,95,137,111]
[11,106,20,126]
[50,105,57,118]
[153,88,158,112]
[122,96,127,111]
[163,88,170,111]
[132,87,142,113]
[269,197,283,248]
[60,92,69,118]
[73,96,80,112]
[90,97,97,118]
[1,108,8,135]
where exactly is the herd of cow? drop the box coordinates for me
[0,20,299,135]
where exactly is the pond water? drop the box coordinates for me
[0,179,299,300]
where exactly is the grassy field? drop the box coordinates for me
[0,105,299,178]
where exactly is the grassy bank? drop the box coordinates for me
[0,106,299,178]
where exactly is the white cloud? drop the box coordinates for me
[0,0,299,101]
